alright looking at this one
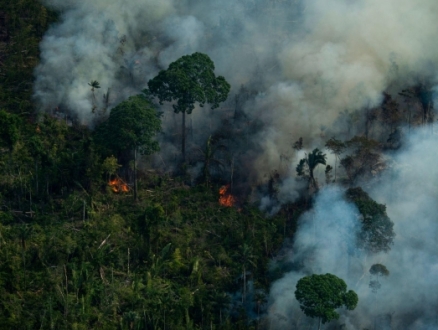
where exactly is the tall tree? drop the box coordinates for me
[94,94,161,200]
[381,93,401,135]
[195,135,226,186]
[233,243,256,303]
[148,52,230,163]
[295,273,358,330]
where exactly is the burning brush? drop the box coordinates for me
[108,177,129,193]
[219,184,236,207]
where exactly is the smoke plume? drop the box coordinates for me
[267,127,438,329]
[34,0,438,182]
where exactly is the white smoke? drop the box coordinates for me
[248,0,438,184]
[34,0,176,122]
[34,0,438,177]
[267,127,438,329]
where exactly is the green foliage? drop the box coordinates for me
[296,148,327,190]
[148,52,230,162]
[346,187,395,253]
[0,0,57,113]
[94,94,161,156]
[295,273,358,326]
[88,80,100,90]
[296,148,327,176]
[0,110,21,151]
[101,155,120,178]
[0,162,298,330]
[148,52,230,114]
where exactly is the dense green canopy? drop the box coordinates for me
[94,94,161,156]
[295,273,358,328]
[148,52,230,114]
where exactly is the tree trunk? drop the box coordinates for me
[134,148,138,201]
[182,111,186,163]
[318,317,322,330]
[82,200,86,221]
[242,265,246,303]
[365,108,369,139]
[230,156,234,190]
[35,161,38,195]
[309,169,318,191]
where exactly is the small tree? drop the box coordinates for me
[369,263,389,293]
[325,165,333,184]
[88,80,101,113]
[296,148,327,190]
[195,135,226,186]
[94,94,161,200]
[293,137,303,151]
[345,187,395,254]
[148,52,230,163]
[295,273,358,330]
[340,136,382,183]
[233,243,256,303]
[325,137,345,182]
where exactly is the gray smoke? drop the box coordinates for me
[246,0,438,182]
[267,127,438,329]
[34,0,438,183]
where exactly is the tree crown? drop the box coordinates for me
[296,148,327,177]
[295,273,358,324]
[147,52,230,114]
[94,94,161,156]
[369,263,390,277]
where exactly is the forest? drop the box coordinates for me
[0,0,438,329]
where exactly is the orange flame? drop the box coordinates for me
[108,177,129,193]
[219,184,235,207]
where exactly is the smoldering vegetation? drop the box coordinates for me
[33,0,438,328]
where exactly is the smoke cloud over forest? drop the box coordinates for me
[268,129,438,329]
[35,0,438,174]
[33,1,438,328]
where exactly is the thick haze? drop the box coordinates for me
[267,128,438,329]
[34,0,438,182]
